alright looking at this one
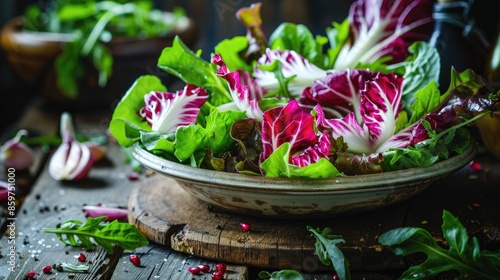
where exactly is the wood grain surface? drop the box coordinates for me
[128,157,500,273]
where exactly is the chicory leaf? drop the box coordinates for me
[253,49,327,98]
[109,75,166,147]
[213,54,264,120]
[334,0,434,70]
[138,84,208,133]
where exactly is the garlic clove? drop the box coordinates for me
[48,112,94,181]
[0,129,34,170]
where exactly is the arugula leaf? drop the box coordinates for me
[307,226,351,280]
[157,36,232,106]
[257,270,305,280]
[43,217,149,254]
[379,210,500,280]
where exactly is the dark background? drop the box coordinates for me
[1,0,499,134]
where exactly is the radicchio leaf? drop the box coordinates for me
[301,69,378,119]
[213,54,264,120]
[334,0,434,70]
[138,84,208,134]
[253,49,327,99]
[260,100,330,167]
[317,72,407,154]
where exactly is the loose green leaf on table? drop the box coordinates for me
[379,210,500,280]
[42,216,149,254]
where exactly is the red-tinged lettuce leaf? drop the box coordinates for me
[379,210,500,279]
[157,36,232,106]
[260,100,325,165]
[235,2,268,58]
[138,84,208,134]
[334,0,434,70]
[174,108,247,163]
[260,142,339,178]
[253,49,327,99]
[109,75,166,147]
[334,152,384,175]
[212,54,264,120]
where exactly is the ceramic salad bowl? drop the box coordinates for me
[130,140,477,218]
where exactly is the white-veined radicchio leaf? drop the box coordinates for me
[139,84,208,133]
[260,100,330,167]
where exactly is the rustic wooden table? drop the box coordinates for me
[1,101,499,280]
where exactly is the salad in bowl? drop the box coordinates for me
[109,0,498,180]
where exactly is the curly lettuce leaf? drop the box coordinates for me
[173,108,247,163]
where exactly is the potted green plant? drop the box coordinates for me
[0,0,198,111]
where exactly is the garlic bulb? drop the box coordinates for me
[0,129,34,170]
[48,112,94,181]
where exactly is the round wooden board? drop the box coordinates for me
[127,174,408,272]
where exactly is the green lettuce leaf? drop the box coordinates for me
[174,108,247,163]
[260,143,339,178]
[157,36,232,106]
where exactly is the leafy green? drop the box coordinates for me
[157,36,232,106]
[257,270,305,280]
[23,0,184,98]
[379,210,500,279]
[109,75,166,147]
[174,108,247,163]
[307,226,351,280]
[260,143,339,178]
[42,216,149,254]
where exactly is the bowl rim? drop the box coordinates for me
[131,140,477,193]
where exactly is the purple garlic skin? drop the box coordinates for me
[0,129,34,170]
[48,112,94,181]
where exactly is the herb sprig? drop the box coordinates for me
[42,216,149,254]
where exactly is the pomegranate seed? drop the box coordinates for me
[26,270,37,278]
[188,266,201,275]
[78,253,86,262]
[333,273,339,280]
[42,265,53,273]
[239,222,251,232]
[128,172,140,181]
[469,160,482,172]
[198,264,211,273]
[216,262,227,273]
[129,254,141,267]
[212,271,225,280]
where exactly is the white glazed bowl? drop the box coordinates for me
[131,141,477,218]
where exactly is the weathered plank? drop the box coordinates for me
[128,175,407,272]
